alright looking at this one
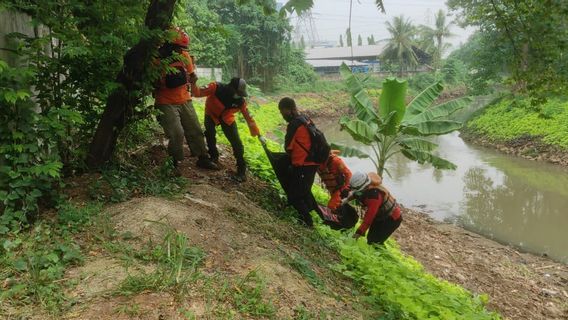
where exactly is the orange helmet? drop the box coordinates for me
[172,27,189,48]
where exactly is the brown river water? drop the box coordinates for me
[323,128,568,263]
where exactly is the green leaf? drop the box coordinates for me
[0,60,8,72]
[279,0,314,16]
[46,252,60,263]
[399,137,438,152]
[340,63,364,95]
[13,259,28,271]
[374,0,386,13]
[401,149,457,170]
[404,96,472,125]
[330,143,370,159]
[352,90,378,122]
[404,81,444,120]
[379,78,408,135]
[339,119,377,145]
[403,120,462,136]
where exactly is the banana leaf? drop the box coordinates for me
[401,149,457,170]
[404,81,444,120]
[379,78,407,135]
[330,143,370,158]
[404,96,472,125]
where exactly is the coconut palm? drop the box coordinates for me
[381,15,418,77]
[421,10,454,68]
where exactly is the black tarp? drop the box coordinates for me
[261,140,358,230]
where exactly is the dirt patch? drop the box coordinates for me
[460,129,568,167]
[394,209,568,320]
[57,167,367,319]
[65,292,179,320]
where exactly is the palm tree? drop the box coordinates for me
[420,10,454,68]
[381,15,418,76]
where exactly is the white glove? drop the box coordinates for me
[259,136,267,144]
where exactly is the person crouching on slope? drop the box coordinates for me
[191,78,260,182]
[348,171,402,244]
[317,150,352,210]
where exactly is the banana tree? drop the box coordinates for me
[334,62,471,176]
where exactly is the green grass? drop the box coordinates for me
[273,77,347,94]
[467,97,568,148]
[114,222,205,297]
[0,202,104,314]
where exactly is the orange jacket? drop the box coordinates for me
[285,119,318,167]
[355,172,401,235]
[154,51,195,105]
[317,151,352,209]
[192,82,260,136]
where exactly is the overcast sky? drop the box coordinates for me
[289,0,476,51]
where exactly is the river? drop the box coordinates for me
[323,127,568,263]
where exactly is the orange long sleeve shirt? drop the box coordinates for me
[192,82,260,136]
[317,153,352,209]
[286,124,318,167]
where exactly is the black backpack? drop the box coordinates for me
[164,66,188,88]
[293,116,331,164]
[158,43,188,89]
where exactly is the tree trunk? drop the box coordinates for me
[86,0,176,169]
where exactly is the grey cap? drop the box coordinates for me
[237,78,248,97]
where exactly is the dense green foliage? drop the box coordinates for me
[467,97,568,148]
[0,60,78,232]
[0,0,315,229]
[448,0,568,97]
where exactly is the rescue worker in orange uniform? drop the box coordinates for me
[153,27,218,174]
[348,171,402,244]
[279,97,324,227]
[191,78,260,182]
[317,150,352,210]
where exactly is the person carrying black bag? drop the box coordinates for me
[278,97,329,227]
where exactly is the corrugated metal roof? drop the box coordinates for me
[306,44,386,60]
[306,59,368,68]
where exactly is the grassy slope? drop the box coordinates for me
[231,98,500,319]
[467,97,568,149]
[1,93,500,320]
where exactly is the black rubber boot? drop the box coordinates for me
[172,160,182,177]
[234,163,247,182]
[196,156,219,170]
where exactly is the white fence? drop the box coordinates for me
[195,67,222,82]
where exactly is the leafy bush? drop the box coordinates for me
[468,98,568,148]
[407,72,442,93]
[0,60,82,232]
[274,49,318,92]
[442,58,469,85]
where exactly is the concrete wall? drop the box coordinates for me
[0,9,52,66]
[195,67,222,82]
[0,9,34,65]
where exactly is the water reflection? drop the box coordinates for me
[460,165,568,260]
[323,126,568,263]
